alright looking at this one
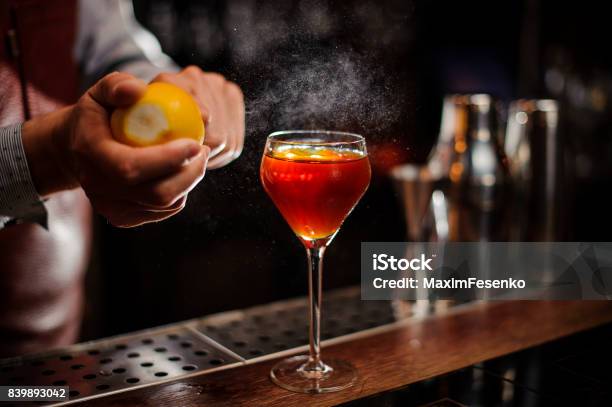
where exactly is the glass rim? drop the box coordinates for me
[267,130,365,146]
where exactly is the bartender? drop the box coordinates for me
[0,0,245,356]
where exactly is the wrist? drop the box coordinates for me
[21,106,79,197]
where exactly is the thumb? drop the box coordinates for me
[88,72,147,109]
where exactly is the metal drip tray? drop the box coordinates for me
[194,288,399,359]
[0,327,240,405]
[0,286,459,405]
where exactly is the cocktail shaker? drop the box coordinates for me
[428,94,509,241]
[427,95,468,177]
[505,99,563,240]
[393,94,510,242]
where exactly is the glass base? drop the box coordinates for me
[270,355,357,393]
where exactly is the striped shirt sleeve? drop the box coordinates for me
[0,124,47,229]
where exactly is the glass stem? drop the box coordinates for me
[304,245,326,372]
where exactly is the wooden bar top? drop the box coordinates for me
[85,301,612,406]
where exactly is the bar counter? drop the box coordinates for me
[76,300,611,406]
[2,296,608,406]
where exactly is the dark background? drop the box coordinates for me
[81,0,612,340]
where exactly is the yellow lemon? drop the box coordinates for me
[111,82,205,147]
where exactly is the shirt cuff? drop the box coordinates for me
[0,124,48,229]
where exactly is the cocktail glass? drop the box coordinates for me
[260,130,371,393]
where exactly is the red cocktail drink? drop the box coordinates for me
[261,148,370,244]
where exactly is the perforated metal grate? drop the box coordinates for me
[194,287,401,359]
[0,287,459,405]
[0,327,240,404]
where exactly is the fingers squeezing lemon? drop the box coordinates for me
[111,82,205,147]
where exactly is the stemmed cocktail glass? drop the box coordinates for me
[260,130,371,393]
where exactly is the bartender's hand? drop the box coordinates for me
[152,66,245,169]
[22,72,213,227]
